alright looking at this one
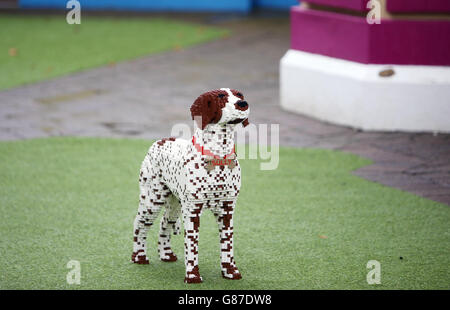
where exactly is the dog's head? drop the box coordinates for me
[190,88,250,130]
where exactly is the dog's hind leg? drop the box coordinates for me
[131,159,165,264]
[158,195,181,262]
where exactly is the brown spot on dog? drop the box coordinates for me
[185,266,202,283]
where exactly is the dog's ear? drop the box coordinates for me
[190,91,223,130]
[242,118,249,127]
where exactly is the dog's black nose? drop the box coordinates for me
[236,101,248,108]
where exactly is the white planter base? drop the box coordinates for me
[280,49,450,133]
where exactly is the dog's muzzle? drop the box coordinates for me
[235,101,248,111]
[227,118,245,124]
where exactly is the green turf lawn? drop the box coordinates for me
[0,15,228,90]
[0,137,448,289]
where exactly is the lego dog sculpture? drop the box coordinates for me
[132,88,249,283]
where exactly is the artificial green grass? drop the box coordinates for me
[0,137,448,289]
[0,15,228,90]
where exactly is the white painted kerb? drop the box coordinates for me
[280,49,450,133]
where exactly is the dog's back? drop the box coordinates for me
[145,137,190,200]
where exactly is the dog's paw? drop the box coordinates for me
[184,276,203,284]
[131,251,149,264]
[221,263,242,280]
[184,266,203,284]
[184,275,203,284]
[160,252,177,262]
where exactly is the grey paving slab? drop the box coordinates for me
[0,13,448,205]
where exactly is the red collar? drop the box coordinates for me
[192,136,235,159]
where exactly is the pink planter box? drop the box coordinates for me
[304,0,370,12]
[387,0,450,13]
[291,6,450,65]
[305,0,450,14]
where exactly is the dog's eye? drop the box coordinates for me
[218,94,226,98]
[236,92,243,98]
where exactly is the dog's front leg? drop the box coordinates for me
[217,200,242,280]
[182,202,203,283]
